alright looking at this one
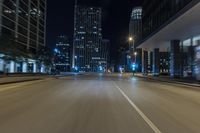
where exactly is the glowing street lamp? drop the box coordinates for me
[134,52,137,56]
[129,37,133,42]
[134,52,137,63]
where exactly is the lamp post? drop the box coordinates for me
[134,52,137,63]
[129,37,133,42]
[128,36,135,73]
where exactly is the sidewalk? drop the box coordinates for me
[0,75,49,85]
[134,73,200,87]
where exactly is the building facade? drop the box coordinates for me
[53,36,71,73]
[128,7,142,72]
[141,0,194,43]
[160,52,169,74]
[100,39,110,72]
[0,0,47,73]
[0,0,46,53]
[136,0,200,80]
[129,7,142,47]
[73,3,106,72]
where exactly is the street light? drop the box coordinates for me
[127,36,134,73]
[134,51,137,56]
[134,52,137,62]
[134,52,137,64]
[129,37,133,42]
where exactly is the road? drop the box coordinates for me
[0,73,200,133]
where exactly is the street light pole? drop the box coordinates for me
[128,37,133,73]
[134,52,137,63]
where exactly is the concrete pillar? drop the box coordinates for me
[194,44,200,80]
[0,59,4,71]
[189,39,195,78]
[9,61,15,73]
[148,51,153,73]
[136,48,142,72]
[33,63,37,73]
[142,50,148,75]
[40,64,45,73]
[153,48,160,76]
[22,62,28,73]
[170,40,181,78]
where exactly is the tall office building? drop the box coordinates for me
[129,7,142,47]
[53,36,71,72]
[0,0,46,53]
[73,2,103,72]
[136,0,200,79]
[129,7,142,72]
[0,0,46,73]
[100,39,110,71]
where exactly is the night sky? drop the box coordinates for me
[47,0,141,61]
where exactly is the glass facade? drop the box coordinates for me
[179,36,200,79]
[138,0,193,44]
[73,4,108,72]
[129,7,142,47]
[100,39,110,72]
[54,36,71,72]
[0,0,46,54]
[136,0,200,80]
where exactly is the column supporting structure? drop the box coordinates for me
[22,62,28,73]
[153,48,160,76]
[142,49,148,76]
[9,61,15,73]
[170,40,182,78]
[33,62,37,73]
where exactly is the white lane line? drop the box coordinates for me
[114,82,162,133]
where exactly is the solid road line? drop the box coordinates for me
[114,82,162,133]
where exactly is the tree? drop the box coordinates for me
[35,46,53,72]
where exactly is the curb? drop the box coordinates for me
[0,78,43,85]
[134,75,200,88]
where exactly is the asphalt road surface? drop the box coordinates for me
[0,73,200,133]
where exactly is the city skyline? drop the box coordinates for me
[0,1,200,133]
[47,0,140,61]
[73,3,109,72]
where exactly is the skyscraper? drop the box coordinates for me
[53,36,71,73]
[0,0,47,73]
[73,2,103,72]
[129,7,142,72]
[100,39,110,71]
[129,7,142,47]
[0,0,46,54]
